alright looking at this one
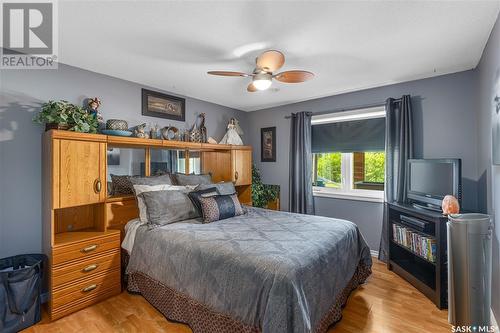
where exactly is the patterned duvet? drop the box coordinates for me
[126,207,372,333]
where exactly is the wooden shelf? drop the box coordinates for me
[46,130,252,152]
[106,195,135,203]
[54,230,120,247]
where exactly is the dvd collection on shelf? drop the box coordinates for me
[392,224,436,263]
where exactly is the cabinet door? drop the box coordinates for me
[232,150,252,186]
[58,139,105,208]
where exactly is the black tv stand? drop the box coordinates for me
[411,202,442,213]
[387,202,447,309]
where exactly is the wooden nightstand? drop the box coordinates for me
[49,230,121,320]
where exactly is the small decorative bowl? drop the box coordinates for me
[106,119,128,131]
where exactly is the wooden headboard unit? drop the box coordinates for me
[101,137,253,238]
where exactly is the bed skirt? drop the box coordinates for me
[126,262,371,333]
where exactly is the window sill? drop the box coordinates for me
[313,189,384,203]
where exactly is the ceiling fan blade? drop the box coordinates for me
[274,70,314,83]
[247,83,257,92]
[256,50,285,72]
[207,71,251,77]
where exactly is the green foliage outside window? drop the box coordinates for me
[315,152,341,188]
[364,152,385,183]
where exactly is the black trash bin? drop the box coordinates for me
[0,254,46,333]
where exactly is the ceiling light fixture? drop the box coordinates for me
[252,73,272,91]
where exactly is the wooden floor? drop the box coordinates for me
[26,259,450,333]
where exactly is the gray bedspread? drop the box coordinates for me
[126,207,372,333]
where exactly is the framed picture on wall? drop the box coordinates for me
[261,127,276,162]
[141,88,185,121]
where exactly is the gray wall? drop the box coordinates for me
[476,12,500,323]
[0,63,248,258]
[246,70,479,251]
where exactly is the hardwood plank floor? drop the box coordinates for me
[25,259,450,333]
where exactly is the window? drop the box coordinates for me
[311,106,386,201]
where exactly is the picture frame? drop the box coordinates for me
[141,88,185,121]
[261,127,276,162]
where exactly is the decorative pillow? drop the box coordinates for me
[199,193,245,223]
[188,187,220,215]
[172,173,212,186]
[133,184,175,223]
[110,174,137,195]
[129,174,173,186]
[197,182,236,196]
[139,189,198,225]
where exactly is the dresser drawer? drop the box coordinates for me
[51,285,120,321]
[52,249,120,288]
[52,268,120,308]
[52,233,120,265]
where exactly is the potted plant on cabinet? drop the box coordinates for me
[33,100,99,133]
[251,165,280,210]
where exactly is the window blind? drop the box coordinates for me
[311,117,385,153]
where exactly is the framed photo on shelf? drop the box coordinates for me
[261,127,276,162]
[141,88,185,121]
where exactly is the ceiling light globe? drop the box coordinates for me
[252,73,272,91]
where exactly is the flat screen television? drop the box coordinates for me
[407,159,462,211]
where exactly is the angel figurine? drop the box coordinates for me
[219,118,243,145]
[87,97,104,124]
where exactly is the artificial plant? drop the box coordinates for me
[33,100,98,133]
[251,164,280,208]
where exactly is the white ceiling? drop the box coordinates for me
[58,1,500,112]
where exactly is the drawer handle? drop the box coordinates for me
[82,284,97,292]
[81,244,98,253]
[82,264,98,273]
[235,171,239,180]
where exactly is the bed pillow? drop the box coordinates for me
[133,184,175,223]
[172,173,212,186]
[188,187,220,215]
[134,184,198,223]
[199,193,245,223]
[129,174,173,186]
[197,182,236,196]
[139,189,198,225]
[110,174,137,195]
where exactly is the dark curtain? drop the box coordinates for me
[378,95,414,262]
[289,112,315,214]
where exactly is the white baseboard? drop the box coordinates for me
[492,308,499,329]
[370,250,379,258]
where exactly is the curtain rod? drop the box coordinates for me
[284,98,402,119]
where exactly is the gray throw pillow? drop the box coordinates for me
[198,182,236,196]
[129,174,173,187]
[172,173,212,186]
[139,189,198,225]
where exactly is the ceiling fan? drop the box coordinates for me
[207,50,314,92]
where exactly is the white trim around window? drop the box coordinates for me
[313,186,384,203]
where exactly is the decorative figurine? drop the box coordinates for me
[189,113,207,143]
[219,118,243,145]
[134,123,149,139]
[87,97,104,127]
[150,123,159,139]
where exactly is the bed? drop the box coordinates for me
[124,206,372,333]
